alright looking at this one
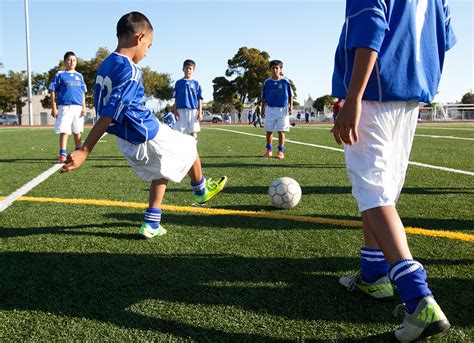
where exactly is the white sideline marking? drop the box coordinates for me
[209,128,474,176]
[0,163,63,212]
[414,134,474,141]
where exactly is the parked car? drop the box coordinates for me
[200,111,223,123]
[0,114,19,125]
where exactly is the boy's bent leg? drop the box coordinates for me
[188,153,227,204]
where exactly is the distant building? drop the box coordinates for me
[303,95,314,113]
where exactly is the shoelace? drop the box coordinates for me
[206,177,220,190]
[393,303,407,317]
[345,272,361,291]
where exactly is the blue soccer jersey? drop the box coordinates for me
[173,79,203,109]
[94,52,159,144]
[262,78,293,107]
[332,0,456,103]
[49,70,86,106]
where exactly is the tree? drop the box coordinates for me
[141,67,173,101]
[213,47,297,112]
[313,95,334,112]
[0,73,22,113]
[461,92,474,104]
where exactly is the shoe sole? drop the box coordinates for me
[409,319,451,342]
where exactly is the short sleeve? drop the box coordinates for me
[81,74,87,93]
[443,0,457,51]
[49,72,60,91]
[196,81,203,100]
[286,80,293,97]
[345,0,389,52]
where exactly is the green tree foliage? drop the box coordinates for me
[0,73,22,113]
[141,67,173,100]
[313,95,335,112]
[461,92,474,104]
[213,47,297,112]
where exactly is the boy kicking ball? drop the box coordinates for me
[331,0,456,342]
[62,12,227,239]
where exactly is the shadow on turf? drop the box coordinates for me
[201,162,346,169]
[0,252,470,340]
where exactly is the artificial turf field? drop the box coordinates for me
[0,123,473,342]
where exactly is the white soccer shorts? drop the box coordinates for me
[54,105,84,134]
[175,108,201,135]
[116,124,197,183]
[344,101,419,212]
[264,106,290,132]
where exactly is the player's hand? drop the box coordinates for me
[330,99,360,145]
[174,112,180,121]
[80,107,87,117]
[61,150,88,173]
[197,113,203,121]
[51,107,58,118]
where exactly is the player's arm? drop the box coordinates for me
[172,102,179,121]
[81,94,87,117]
[288,95,293,115]
[331,47,377,145]
[62,116,112,173]
[50,91,58,117]
[261,99,266,117]
[197,99,203,121]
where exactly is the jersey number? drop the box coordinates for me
[95,75,112,107]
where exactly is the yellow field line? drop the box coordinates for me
[2,196,474,243]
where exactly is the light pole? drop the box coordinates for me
[24,0,33,125]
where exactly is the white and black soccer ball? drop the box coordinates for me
[268,177,302,209]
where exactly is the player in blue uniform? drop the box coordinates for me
[331,1,456,341]
[261,60,293,159]
[49,51,87,163]
[172,60,203,138]
[62,12,227,239]
[161,106,176,129]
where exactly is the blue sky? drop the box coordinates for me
[1,0,473,105]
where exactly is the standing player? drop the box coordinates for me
[62,12,227,239]
[331,1,456,341]
[261,60,293,159]
[49,51,87,163]
[172,60,203,139]
[161,106,176,129]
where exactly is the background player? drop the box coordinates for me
[49,51,87,163]
[261,60,293,159]
[172,60,203,139]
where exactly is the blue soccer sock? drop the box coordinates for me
[75,146,81,151]
[59,149,67,156]
[278,145,284,152]
[389,259,432,313]
[266,144,273,151]
[144,207,161,229]
[360,247,389,283]
[191,177,206,196]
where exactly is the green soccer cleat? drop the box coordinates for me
[139,223,167,239]
[193,176,228,204]
[339,271,394,300]
[393,296,450,342]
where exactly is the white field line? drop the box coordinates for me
[209,127,474,176]
[0,163,63,212]
[414,134,474,141]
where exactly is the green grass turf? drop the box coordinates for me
[0,124,473,341]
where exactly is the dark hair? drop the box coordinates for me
[183,59,196,68]
[63,51,76,61]
[269,60,283,68]
[116,12,153,39]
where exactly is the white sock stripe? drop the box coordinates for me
[392,263,422,281]
[191,178,206,191]
[390,261,424,281]
[145,214,161,220]
[361,256,387,262]
[360,249,385,256]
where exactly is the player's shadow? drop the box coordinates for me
[201,162,345,169]
[1,252,470,340]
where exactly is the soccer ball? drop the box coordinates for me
[268,177,302,209]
